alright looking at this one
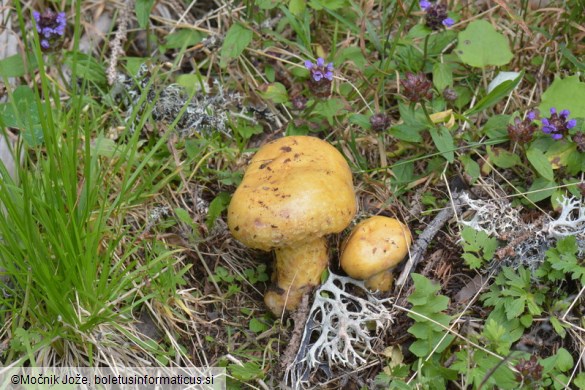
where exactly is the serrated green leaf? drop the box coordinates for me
[135,0,155,29]
[429,126,455,162]
[539,75,585,119]
[455,20,513,68]
[408,274,441,305]
[504,298,525,320]
[462,253,482,269]
[526,146,554,182]
[220,23,253,68]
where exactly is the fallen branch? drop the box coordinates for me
[396,189,466,287]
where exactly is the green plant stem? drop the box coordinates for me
[422,34,431,69]
[419,101,436,128]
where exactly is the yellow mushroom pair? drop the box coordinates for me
[227,136,411,315]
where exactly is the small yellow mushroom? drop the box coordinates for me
[340,216,412,291]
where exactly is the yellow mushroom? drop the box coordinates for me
[340,216,412,291]
[227,136,357,315]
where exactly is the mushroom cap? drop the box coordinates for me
[340,216,412,280]
[227,136,357,251]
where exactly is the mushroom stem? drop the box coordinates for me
[365,269,394,292]
[264,238,328,316]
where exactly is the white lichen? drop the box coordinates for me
[460,193,585,270]
[112,64,239,137]
[284,272,393,389]
[459,193,523,238]
[547,196,585,240]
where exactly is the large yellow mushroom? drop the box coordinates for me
[340,216,412,291]
[227,136,357,315]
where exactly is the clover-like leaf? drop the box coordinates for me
[455,20,513,68]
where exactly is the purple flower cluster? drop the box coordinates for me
[32,10,66,50]
[507,111,538,143]
[420,1,454,29]
[541,107,577,140]
[304,58,334,82]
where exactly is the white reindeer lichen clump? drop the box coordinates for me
[460,194,585,270]
[284,272,393,389]
[547,196,585,240]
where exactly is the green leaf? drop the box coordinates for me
[539,75,585,119]
[429,126,455,162]
[0,54,31,78]
[258,82,289,104]
[526,178,556,203]
[311,98,347,125]
[432,62,453,91]
[220,23,253,68]
[554,348,574,372]
[526,146,554,182]
[462,253,482,269]
[550,316,567,338]
[455,20,513,68]
[407,274,441,306]
[486,146,521,169]
[236,124,264,140]
[308,0,346,10]
[460,155,480,183]
[389,103,427,142]
[174,207,194,226]
[482,114,511,139]
[249,318,269,333]
[135,0,155,29]
[163,29,205,49]
[348,114,372,130]
[64,51,107,85]
[336,47,366,68]
[206,192,231,229]
[289,0,307,14]
[0,86,43,146]
[465,72,523,116]
[504,298,525,320]
[229,362,265,381]
[256,0,283,9]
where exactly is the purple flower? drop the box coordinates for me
[539,107,577,140]
[507,111,538,144]
[304,58,334,83]
[32,9,66,51]
[420,1,453,30]
[419,1,431,10]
